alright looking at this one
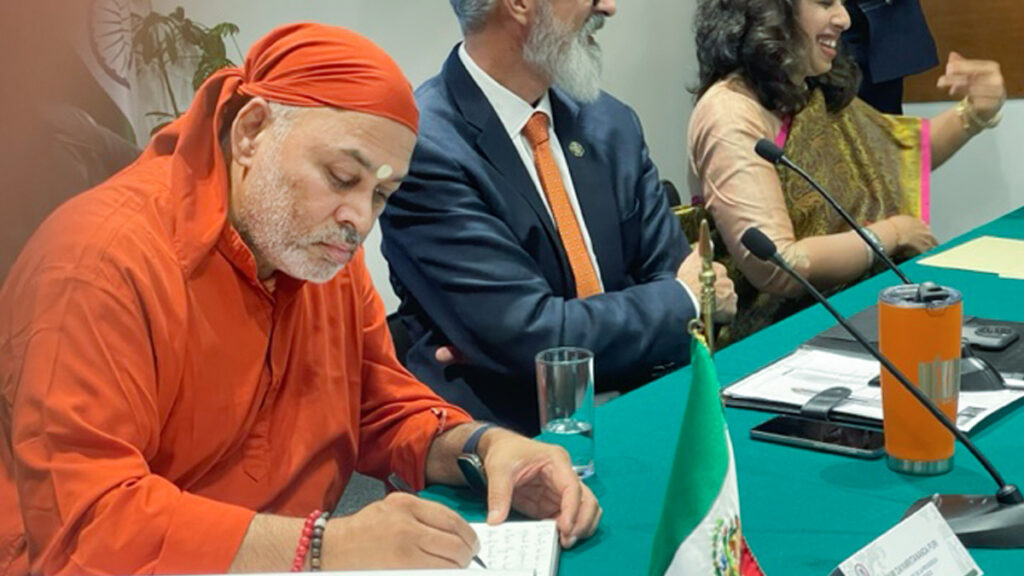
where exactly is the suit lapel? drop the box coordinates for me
[441,48,572,288]
[551,91,624,288]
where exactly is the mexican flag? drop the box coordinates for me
[649,337,765,576]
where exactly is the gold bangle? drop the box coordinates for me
[957,97,1002,135]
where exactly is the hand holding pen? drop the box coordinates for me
[388,473,488,569]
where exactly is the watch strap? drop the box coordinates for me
[462,423,496,455]
[458,423,495,494]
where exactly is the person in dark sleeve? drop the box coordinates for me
[843,0,939,114]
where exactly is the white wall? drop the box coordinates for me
[154,1,1023,312]
[154,0,697,312]
[904,100,1024,242]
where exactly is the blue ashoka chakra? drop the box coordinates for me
[89,0,133,88]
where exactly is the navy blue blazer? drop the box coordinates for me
[380,47,696,434]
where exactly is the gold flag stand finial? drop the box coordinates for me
[698,219,716,354]
[688,318,708,348]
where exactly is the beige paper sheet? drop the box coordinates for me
[917,236,1024,279]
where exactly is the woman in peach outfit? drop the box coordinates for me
[688,0,1005,343]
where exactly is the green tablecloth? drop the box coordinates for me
[426,207,1024,575]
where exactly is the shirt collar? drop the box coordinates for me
[458,43,554,139]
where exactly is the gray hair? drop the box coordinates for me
[221,101,303,156]
[449,0,500,34]
[266,102,304,138]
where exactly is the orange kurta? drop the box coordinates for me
[0,153,471,574]
[0,24,468,576]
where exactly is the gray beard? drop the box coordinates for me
[523,6,604,103]
[234,126,362,284]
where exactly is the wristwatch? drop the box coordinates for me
[456,423,495,494]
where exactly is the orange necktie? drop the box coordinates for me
[522,112,602,298]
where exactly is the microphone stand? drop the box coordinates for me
[754,139,912,285]
[741,228,1024,548]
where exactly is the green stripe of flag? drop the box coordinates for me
[649,337,731,575]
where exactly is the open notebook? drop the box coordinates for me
[250,521,559,576]
[469,519,559,575]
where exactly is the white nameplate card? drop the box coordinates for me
[835,502,981,576]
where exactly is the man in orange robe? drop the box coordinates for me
[0,23,600,574]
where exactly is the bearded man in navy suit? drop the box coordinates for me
[380,0,736,434]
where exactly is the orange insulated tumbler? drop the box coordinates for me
[878,283,962,475]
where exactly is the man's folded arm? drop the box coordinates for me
[625,105,692,286]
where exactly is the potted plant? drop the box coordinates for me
[132,6,240,132]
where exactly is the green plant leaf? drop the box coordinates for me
[165,33,179,64]
[202,33,227,61]
[131,7,240,127]
[137,30,155,64]
[179,21,198,45]
[192,56,234,90]
[211,22,240,38]
[192,60,216,90]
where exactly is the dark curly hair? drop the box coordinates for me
[693,0,861,115]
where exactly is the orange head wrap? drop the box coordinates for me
[235,23,418,133]
[138,22,417,272]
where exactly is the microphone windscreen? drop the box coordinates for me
[741,227,778,261]
[754,139,785,164]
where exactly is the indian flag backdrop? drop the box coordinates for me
[649,338,764,576]
[79,0,137,124]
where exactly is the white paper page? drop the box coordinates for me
[469,520,559,576]
[724,348,1024,432]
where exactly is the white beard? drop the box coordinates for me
[523,4,605,103]
[233,126,361,284]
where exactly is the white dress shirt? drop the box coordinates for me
[459,44,605,291]
[458,45,700,312]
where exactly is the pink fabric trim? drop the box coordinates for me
[920,118,932,224]
[774,116,792,148]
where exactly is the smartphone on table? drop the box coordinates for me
[749,415,885,459]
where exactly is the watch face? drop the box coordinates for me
[457,454,488,493]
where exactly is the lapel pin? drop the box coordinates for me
[568,141,585,158]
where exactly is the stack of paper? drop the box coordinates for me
[724,348,1024,432]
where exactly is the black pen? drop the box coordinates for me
[386,473,488,569]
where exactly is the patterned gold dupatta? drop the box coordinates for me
[683,89,932,346]
[777,89,930,240]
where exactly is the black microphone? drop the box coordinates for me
[754,138,912,285]
[741,227,1024,548]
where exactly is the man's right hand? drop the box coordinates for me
[324,492,479,570]
[435,345,465,366]
[677,251,737,324]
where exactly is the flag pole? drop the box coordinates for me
[698,219,716,354]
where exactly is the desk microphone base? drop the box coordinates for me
[906,487,1024,548]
